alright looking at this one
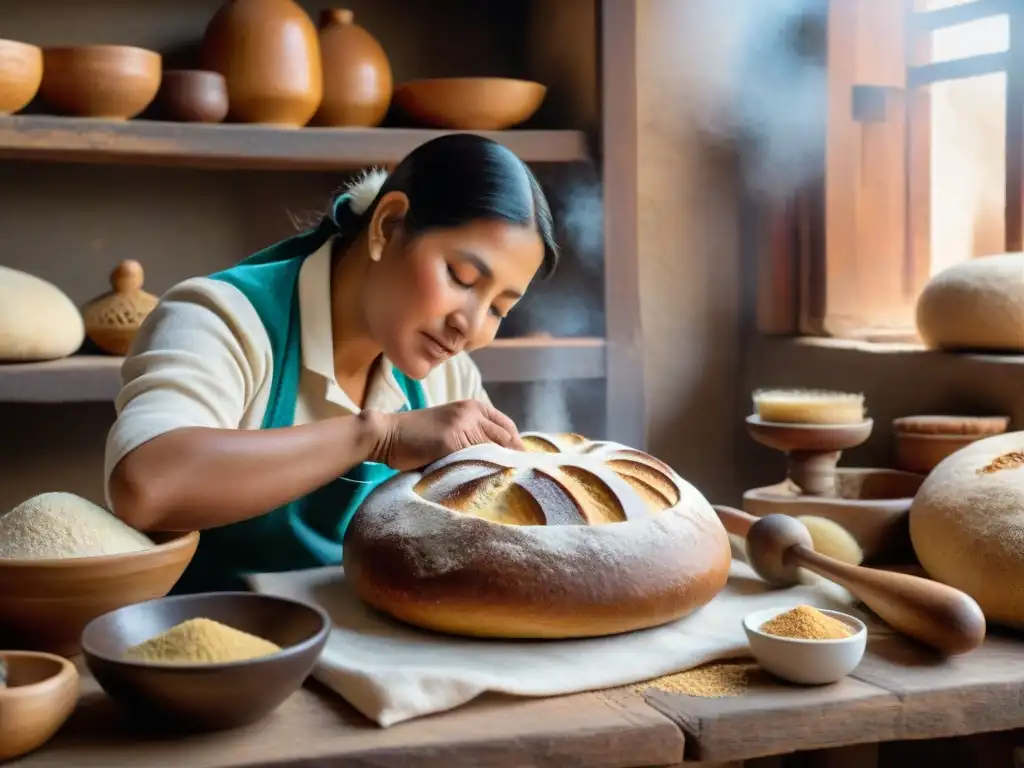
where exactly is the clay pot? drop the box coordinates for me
[312,9,392,127]
[156,70,229,123]
[39,46,162,119]
[81,260,159,356]
[201,0,322,127]
[393,78,547,130]
[0,39,43,116]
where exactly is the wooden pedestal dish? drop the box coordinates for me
[743,416,923,562]
[345,432,732,639]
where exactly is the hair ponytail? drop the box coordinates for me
[326,134,559,278]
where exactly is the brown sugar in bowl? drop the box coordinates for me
[155,69,229,123]
[0,651,79,762]
[0,39,43,115]
[39,45,162,119]
[393,77,547,130]
[0,531,199,657]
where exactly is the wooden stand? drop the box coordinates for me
[742,416,924,562]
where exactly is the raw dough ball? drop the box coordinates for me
[909,431,1024,627]
[916,253,1024,352]
[0,266,84,361]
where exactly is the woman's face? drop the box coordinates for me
[363,204,545,379]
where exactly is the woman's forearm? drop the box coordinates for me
[109,411,386,532]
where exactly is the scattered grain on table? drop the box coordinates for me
[632,661,760,698]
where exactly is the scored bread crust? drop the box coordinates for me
[344,432,732,639]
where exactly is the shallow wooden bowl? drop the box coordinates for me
[0,39,43,115]
[39,45,162,119]
[156,69,229,123]
[0,532,199,657]
[82,592,330,732]
[0,651,79,761]
[393,77,546,130]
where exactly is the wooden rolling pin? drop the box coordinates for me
[713,505,986,655]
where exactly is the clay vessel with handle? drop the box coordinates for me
[713,504,986,656]
[201,0,323,127]
[313,9,392,127]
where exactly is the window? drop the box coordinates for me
[758,0,1018,342]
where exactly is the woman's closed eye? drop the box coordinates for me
[447,265,506,318]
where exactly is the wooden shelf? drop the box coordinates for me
[0,116,589,171]
[0,337,606,403]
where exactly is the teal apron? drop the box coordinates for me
[172,196,427,594]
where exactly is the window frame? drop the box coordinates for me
[757,0,1024,342]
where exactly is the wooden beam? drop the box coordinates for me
[0,338,609,402]
[600,0,647,450]
[0,116,589,171]
[911,0,1011,32]
[907,51,1007,87]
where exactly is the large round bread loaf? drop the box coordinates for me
[344,432,732,639]
[916,253,1024,352]
[0,266,84,361]
[909,431,1024,627]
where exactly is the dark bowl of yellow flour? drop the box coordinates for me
[81,591,330,731]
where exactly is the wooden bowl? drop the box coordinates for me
[82,592,330,732]
[0,39,43,115]
[39,45,162,119]
[0,651,79,761]
[393,77,546,130]
[156,69,229,123]
[0,532,199,657]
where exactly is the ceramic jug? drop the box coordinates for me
[201,0,322,127]
[313,9,393,127]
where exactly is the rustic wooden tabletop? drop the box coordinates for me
[15,617,1024,767]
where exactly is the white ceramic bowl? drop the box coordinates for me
[742,607,867,685]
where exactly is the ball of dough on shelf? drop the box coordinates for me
[916,253,1024,352]
[0,266,84,361]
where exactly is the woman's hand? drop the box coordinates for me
[368,400,525,471]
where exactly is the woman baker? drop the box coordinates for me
[105,134,559,593]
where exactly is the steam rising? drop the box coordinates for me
[521,173,604,435]
[521,1,829,438]
[682,0,828,197]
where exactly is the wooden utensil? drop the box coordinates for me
[713,504,986,655]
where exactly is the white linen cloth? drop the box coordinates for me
[246,542,864,727]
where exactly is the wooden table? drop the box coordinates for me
[14,630,1024,767]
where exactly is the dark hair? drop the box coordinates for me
[333,134,559,278]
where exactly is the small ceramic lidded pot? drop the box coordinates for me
[201,0,323,127]
[81,260,159,356]
[313,9,392,127]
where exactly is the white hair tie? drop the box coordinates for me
[344,168,389,215]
